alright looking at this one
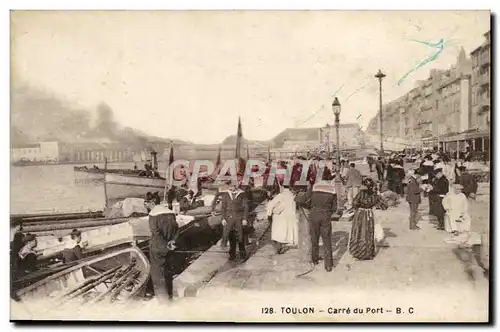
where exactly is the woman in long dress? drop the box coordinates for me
[348,178,389,260]
[266,184,299,254]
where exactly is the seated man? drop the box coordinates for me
[17,233,39,277]
[62,229,88,263]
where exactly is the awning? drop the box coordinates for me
[439,130,490,142]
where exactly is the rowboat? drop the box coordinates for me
[15,246,150,309]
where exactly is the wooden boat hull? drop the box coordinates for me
[16,246,150,310]
[74,167,142,184]
[104,173,166,205]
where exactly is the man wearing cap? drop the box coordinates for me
[406,169,422,230]
[220,181,249,261]
[305,179,336,272]
[148,204,179,302]
[429,167,449,230]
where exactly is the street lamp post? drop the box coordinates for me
[325,124,331,158]
[375,69,386,155]
[332,97,342,212]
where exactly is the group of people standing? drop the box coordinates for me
[266,160,390,272]
[405,151,478,242]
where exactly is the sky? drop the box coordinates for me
[11,10,490,144]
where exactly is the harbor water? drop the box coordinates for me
[10,162,224,290]
[10,162,169,215]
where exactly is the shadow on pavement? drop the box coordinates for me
[383,227,397,238]
[331,231,349,268]
[452,246,489,281]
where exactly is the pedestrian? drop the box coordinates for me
[367,155,375,172]
[386,160,395,192]
[392,163,405,197]
[442,184,472,238]
[405,169,422,230]
[457,166,478,199]
[429,167,449,230]
[148,204,179,303]
[345,162,362,210]
[442,156,455,191]
[220,181,249,261]
[348,178,388,260]
[375,157,384,181]
[266,183,299,254]
[305,180,336,271]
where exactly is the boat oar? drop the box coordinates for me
[109,269,141,302]
[58,266,123,304]
[90,268,138,303]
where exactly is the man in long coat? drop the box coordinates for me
[405,169,422,230]
[305,182,336,272]
[429,168,449,230]
[267,184,299,254]
[148,205,179,303]
[221,182,249,261]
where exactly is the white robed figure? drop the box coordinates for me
[266,183,299,254]
[442,184,472,242]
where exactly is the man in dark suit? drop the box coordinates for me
[429,168,449,230]
[405,169,422,230]
[221,182,249,261]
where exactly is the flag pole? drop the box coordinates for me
[162,143,173,203]
[104,157,109,209]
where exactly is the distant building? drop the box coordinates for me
[59,142,137,163]
[470,30,491,133]
[367,31,491,155]
[270,124,365,154]
[11,142,59,162]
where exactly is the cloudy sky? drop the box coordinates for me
[11,10,490,144]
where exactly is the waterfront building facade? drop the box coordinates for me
[11,141,60,163]
[366,31,490,156]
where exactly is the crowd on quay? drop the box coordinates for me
[121,149,483,302]
[10,147,484,304]
[262,147,481,273]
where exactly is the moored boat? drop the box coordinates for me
[104,173,166,206]
[15,246,150,309]
[74,166,142,184]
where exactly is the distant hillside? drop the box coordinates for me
[10,83,189,148]
[221,134,269,146]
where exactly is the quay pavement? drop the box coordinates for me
[196,173,489,322]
